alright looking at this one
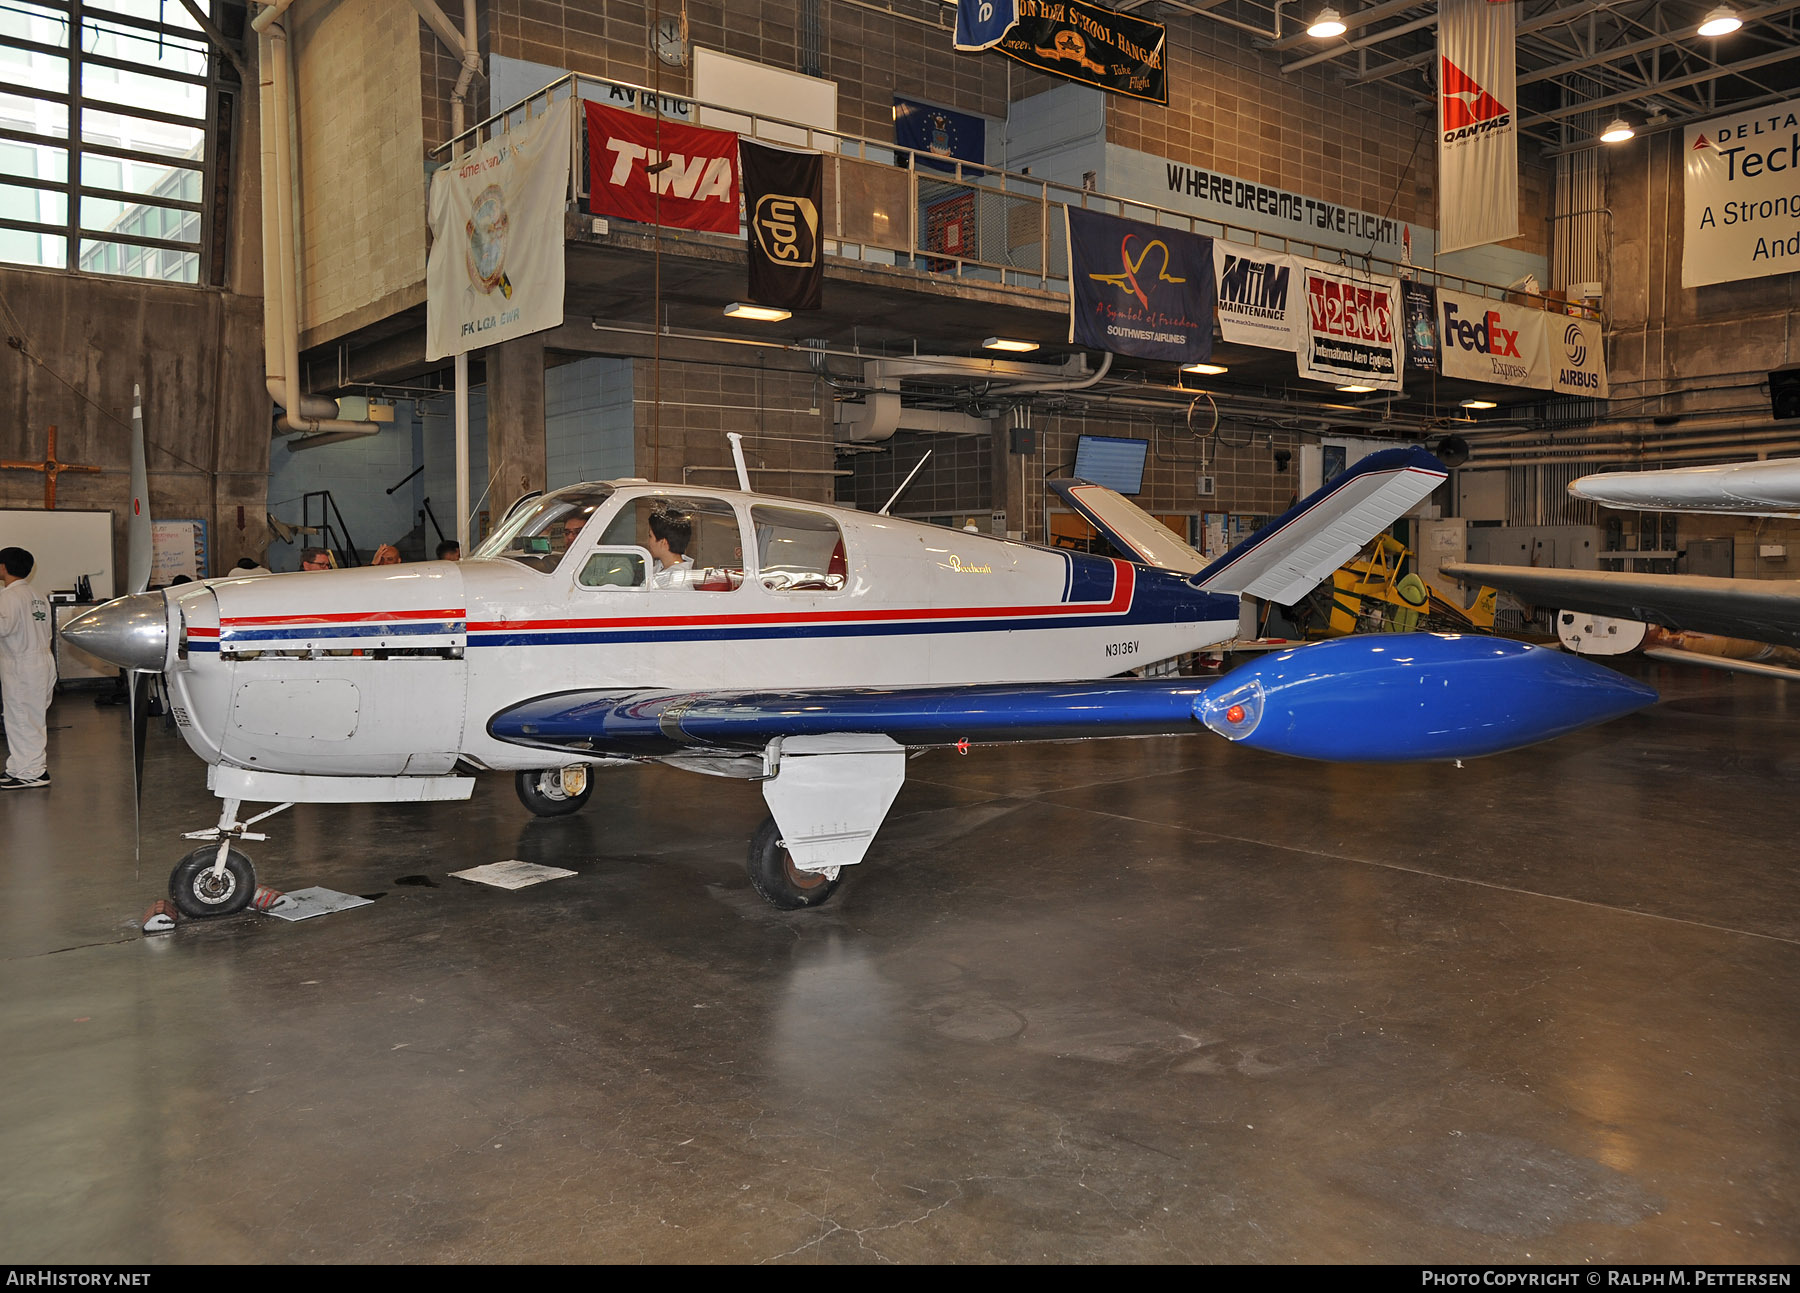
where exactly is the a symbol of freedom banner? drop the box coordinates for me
[1066,207,1214,364]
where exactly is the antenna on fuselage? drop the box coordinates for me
[878,450,933,516]
[726,432,753,492]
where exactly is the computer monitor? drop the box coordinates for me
[1072,435,1148,495]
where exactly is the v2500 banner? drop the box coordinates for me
[426,95,572,362]
[1067,207,1214,364]
[743,140,823,312]
[1296,261,1402,392]
[1437,0,1518,254]
[1683,97,1800,287]
[585,101,740,233]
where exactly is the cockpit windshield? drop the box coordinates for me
[473,485,617,572]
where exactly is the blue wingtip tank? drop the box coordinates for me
[1194,633,1658,762]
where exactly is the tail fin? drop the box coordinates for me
[1192,447,1446,605]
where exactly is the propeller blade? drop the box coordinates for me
[128,383,152,595]
[130,669,149,862]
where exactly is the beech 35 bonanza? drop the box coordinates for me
[65,447,1654,917]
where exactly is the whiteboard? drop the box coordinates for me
[694,47,837,146]
[0,508,114,601]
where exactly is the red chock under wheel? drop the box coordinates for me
[141,899,178,934]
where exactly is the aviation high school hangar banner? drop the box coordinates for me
[425,96,573,362]
[1438,0,1518,254]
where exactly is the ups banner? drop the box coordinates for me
[996,1,1167,105]
[1067,207,1214,364]
[743,140,824,312]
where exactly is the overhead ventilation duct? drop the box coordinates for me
[828,353,1110,443]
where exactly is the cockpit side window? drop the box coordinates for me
[473,486,617,572]
[750,506,847,592]
[602,495,746,592]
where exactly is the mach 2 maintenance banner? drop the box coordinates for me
[1212,245,1299,350]
[1684,97,1800,287]
[1438,0,1517,253]
[1296,261,1402,392]
[1067,207,1213,364]
[585,102,740,234]
[426,95,571,361]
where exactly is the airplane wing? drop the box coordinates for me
[489,633,1656,765]
[1190,447,1448,603]
[1441,562,1800,649]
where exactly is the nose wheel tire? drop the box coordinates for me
[169,845,256,919]
[515,767,594,817]
[747,816,843,910]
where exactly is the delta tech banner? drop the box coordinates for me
[1295,261,1402,392]
[996,1,1167,105]
[1683,97,1800,287]
[1438,0,1518,254]
[1436,288,1550,386]
[1212,244,1298,349]
[425,95,572,362]
[585,102,740,234]
[1067,207,1214,364]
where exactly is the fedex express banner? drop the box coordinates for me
[426,96,572,362]
[1436,289,1548,386]
[1295,261,1402,392]
[1683,97,1800,287]
[585,102,740,233]
[1437,0,1518,254]
[1212,244,1298,349]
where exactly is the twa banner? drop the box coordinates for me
[1437,289,1550,386]
[1295,261,1402,392]
[743,140,823,312]
[426,96,572,362]
[1211,244,1299,350]
[1066,207,1214,364]
[585,101,740,233]
[1438,0,1518,254]
[1683,97,1800,287]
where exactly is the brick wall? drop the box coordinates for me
[634,359,835,501]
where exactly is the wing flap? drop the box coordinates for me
[1193,447,1447,604]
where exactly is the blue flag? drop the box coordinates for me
[954,0,1018,52]
[1066,207,1215,364]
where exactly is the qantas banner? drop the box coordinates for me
[1211,244,1298,349]
[1437,289,1550,386]
[1683,97,1800,287]
[1438,0,1518,254]
[585,101,740,233]
[1549,315,1609,398]
[426,95,571,362]
[743,140,823,312]
[1295,261,1402,392]
[1066,207,1214,363]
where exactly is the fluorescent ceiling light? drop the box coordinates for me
[1698,6,1742,36]
[1307,7,1347,38]
[1336,383,1377,393]
[1460,398,1498,410]
[1182,363,1229,375]
[983,337,1039,352]
[1600,118,1635,143]
[724,302,791,322]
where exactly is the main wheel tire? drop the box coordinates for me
[169,845,256,919]
[746,816,843,910]
[515,768,594,817]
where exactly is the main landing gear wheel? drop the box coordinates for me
[169,845,256,919]
[747,816,843,910]
[515,767,594,817]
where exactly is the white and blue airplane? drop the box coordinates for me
[65,446,1654,918]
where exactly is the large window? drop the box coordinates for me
[0,0,215,283]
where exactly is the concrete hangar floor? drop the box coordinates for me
[2,661,1794,1265]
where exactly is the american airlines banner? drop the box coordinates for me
[1438,0,1518,254]
[1295,260,1402,392]
[1683,97,1800,287]
[1211,244,1299,349]
[1436,288,1550,386]
[585,102,740,234]
[426,95,572,362]
[1066,207,1214,364]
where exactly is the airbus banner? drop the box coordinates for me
[1437,0,1518,254]
[1436,288,1550,387]
[1683,97,1800,287]
[1212,244,1298,350]
[426,95,572,362]
[1549,316,1609,398]
[584,102,740,234]
[1295,260,1402,392]
[743,140,823,312]
[1066,207,1214,364]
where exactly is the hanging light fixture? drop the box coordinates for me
[1600,118,1636,143]
[1307,7,1347,38]
[1698,6,1742,36]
